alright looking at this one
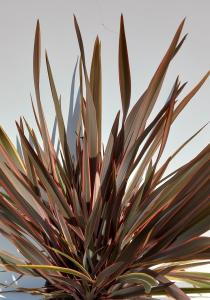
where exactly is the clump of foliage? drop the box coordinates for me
[0,15,209,300]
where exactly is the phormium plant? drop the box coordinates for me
[0,15,209,300]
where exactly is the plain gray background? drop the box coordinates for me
[0,0,209,299]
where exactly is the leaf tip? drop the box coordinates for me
[73,14,78,27]
[35,19,41,38]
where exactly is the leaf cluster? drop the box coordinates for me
[0,15,209,300]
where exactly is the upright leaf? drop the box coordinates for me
[90,36,102,152]
[119,15,131,121]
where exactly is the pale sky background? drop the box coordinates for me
[0,0,209,299]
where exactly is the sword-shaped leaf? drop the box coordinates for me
[119,15,131,121]
[90,36,102,151]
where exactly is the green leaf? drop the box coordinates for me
[0,127,25,171]
[49,247,91,279]
[15,264,95,283]
[117,272,158,293]
[110,286,154,299]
